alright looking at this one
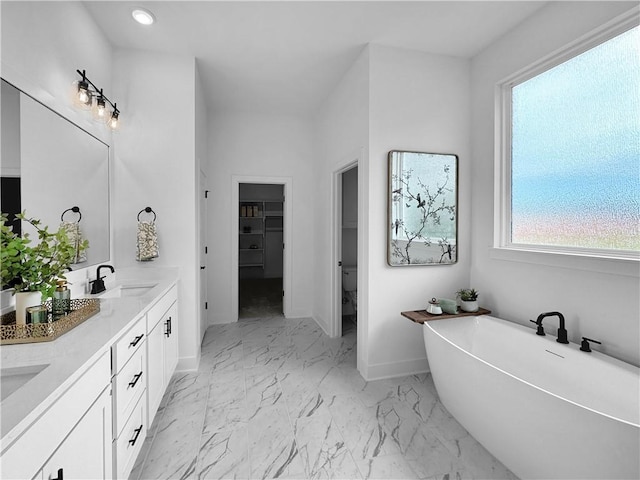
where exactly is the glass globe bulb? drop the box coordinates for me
[73,80,93,110]
[108,110,120,130]
[92,96,107,120]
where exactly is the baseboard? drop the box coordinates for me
[363,356,430,381]
[210,318,236,325]
[210,314,236,324]
[313,314,331,337]
[284,309,312,319]
[176,354,200,373]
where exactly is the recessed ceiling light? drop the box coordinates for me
[132,8,155,26]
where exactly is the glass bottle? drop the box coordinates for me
[52,279,71,317]
[26,305,48,324]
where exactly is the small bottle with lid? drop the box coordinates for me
[427,297,443,315]
[52,279,71,317]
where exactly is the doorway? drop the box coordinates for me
[238,183,284,319]
[333,161,359,338]
[340,166,358,335]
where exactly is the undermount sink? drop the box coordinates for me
[1,364,50,401]
[98,284,157,299]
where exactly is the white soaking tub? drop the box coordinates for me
[423,315,640,480]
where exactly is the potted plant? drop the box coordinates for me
[1,212,88,324]
[456,288,479,312]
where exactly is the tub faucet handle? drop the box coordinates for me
[580,337,601,352]
[530,319,545,336]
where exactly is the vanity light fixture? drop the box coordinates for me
[74,69,121,130]
[132,8,155,25]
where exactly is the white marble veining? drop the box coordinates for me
[131,316,518,480]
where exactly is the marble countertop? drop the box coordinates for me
[0,267,179,447]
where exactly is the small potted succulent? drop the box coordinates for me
[456,288,479,312]
[1,212,88,324]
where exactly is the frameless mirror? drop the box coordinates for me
[388,150,458,266]
[1,79,110,277]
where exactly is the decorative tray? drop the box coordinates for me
[0,298,100,345]
[401,307,491,324]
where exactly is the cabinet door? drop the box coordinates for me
[42,387,112,480]
[163,302,179,387]
[146,319,164,428]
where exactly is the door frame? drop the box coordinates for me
[231,175,292,321]
[199,168,208,343]
[331,159,359,338]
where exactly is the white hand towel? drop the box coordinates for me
[136,221,159,261]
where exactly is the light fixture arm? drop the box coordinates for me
[75,69,120,118]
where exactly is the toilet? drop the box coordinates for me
[342,266,357,318]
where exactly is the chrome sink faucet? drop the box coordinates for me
[90,264,115,294]
[530,311,569,344]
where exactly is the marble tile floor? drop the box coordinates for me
[130,316,518,480]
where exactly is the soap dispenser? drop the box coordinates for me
[52,279,71,317]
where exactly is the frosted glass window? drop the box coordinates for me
[511,26,639,251]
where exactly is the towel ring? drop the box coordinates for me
[61,206,82,223]
[137,207,156,222]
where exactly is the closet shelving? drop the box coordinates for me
[239,200,283,269]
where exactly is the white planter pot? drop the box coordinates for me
[459,300,479,313]
[15,291,42,325]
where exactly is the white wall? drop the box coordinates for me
[111,49,200,370]
[314,47,369,350]
[207,111,315,323]
[0,1,113,302]
[470,1,639,366]
[366,45,471,379]
[0,2,112,148]
[316,45,470,379]
[1,2,204,370]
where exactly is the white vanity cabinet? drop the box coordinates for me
[146,285,178,428]
[0,352,112,480]
[1,275,180,480]
[40,386,112,480]
[110,314,147,479]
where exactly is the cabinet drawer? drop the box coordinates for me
[112,342,146,437]
[112,315,146,374]
[116,393,147,480]
[146,284,177,331]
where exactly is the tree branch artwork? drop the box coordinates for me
[389,154,457,265]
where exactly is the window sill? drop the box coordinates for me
[490,246,639,278]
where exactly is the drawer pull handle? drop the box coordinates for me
[129,371,143,388]
[129,424,143,446]
[165,316,172,337]
[129,334,144,347]
[52,468,64,480]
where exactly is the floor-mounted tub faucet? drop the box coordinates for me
[90,264,115,294]
[530,311,569,344]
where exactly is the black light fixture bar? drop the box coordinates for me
[76,69,120,127]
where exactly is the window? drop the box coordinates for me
[497,19,639,260]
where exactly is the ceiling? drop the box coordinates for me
[84,1,548,115]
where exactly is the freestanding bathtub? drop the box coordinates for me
[423,315,640,480]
